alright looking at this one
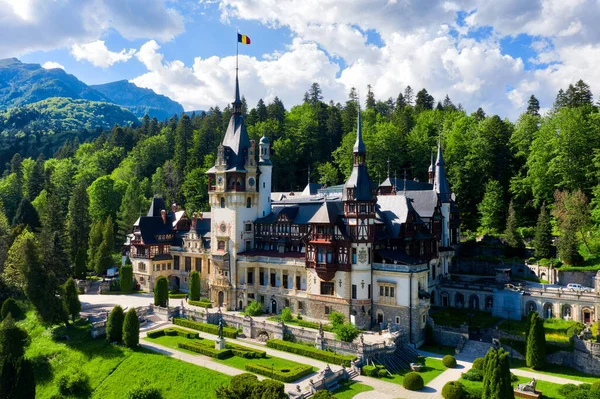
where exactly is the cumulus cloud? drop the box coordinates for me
[71,40,135,68]
[0,0,184,58]
[41,61,65,70]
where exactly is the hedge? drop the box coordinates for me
[442,381,465,399]
[362,365,377,377]
[188,300,212,308]
[226,342,266,359]
[178,342,233,359]
[266,339,355,366]
[244,363,313,383]
[296,319,334,332]
[173,317,237,338]
[149,327,199,339]
[169,293,187,299]
[403,372,424,390]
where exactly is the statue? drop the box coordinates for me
[218,320,224,339]
[359,333,364,346]
[318,322,324,338]
[517,378,537,393]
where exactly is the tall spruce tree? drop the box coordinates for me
[63,277,81,322]
[504,201,524,248]
[27,155,45,201]
[526,312,546,370]
[482,347,514,399]
[174,113,193,202]
[478,180,505,234]
[534,204,553,259]
[12,198,40,231]
[527,95,540,116]
[42,191,70,282]
[67,180,91,263]
[74,248,87,280]
[88,220,104,272]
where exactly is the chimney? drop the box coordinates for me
[161,209,167,224]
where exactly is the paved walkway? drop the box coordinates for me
[511,368,583,385]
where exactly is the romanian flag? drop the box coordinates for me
[237,33,251,44]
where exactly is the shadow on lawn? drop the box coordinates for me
[50,319,127,360]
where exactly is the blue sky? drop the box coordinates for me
[4,0,600,118]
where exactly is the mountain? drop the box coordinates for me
[0,58,111,109]
[91,80,184,120]
[0,97,139,133]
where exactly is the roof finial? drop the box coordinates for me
[233,30,242,114]
[387,158,390,178]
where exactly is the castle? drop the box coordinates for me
[127,74,459,346]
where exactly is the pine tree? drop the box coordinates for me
[63,277,81,322]
[365,84,376,110]
[478,180,505,234]
[122,308,140,348]
[526,312,546,370]
[42,191,70,282]
[482,347,514,399]
[504,201,524,248]
[395,92,406,110]
[173,113,193,201]
[106,306,124,344]
[12,198,40,231]
[154,276,168,307]
[442,94,456,111]
[120,265,133,293]
[27,155,45,201]
[117,179,147,246]
[404,86,414,105]
[527,95,540,116]
[74,248,87,280]
[88,220,104,272]
[534,204,553,259]
[67,180,91,263]
[415,88,435,111]
[190,271,200,301]
[104,215,115,251]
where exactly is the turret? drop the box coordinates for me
[258,133,272,217]
[428,150,435,185]
[433,139,450,203]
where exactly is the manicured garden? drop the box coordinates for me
[429,308,501,329]
[19,311,231,399]
[498,317,584,344]
[145,328,316,382]
[460,374,566,399]
[510,359,600,384]
[266,339,356,366]
[331,380,374,399]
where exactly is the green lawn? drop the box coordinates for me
[510,359,600,384]
[19,311,230,399]
[382,357,446,386]
[461,375,565,399]
[429,308,501,329]
[498,317,583,344]
[145,333,316,375]
[332,380,374,399]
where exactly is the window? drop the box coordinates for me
[138,262,146,272]
[167,263,171,270]
[185,257,191,272]
[207,260,210,274]
[247,271,254,285]
[380,286,384,296]
[296,275,301,290]
[260,295,265,304]
[283,274,288,289]
[317,247,326,263]
[245,241,251,251]
[325,306,330,315]
[161,263,166,271]
[395,316,400,324]
[173,256,180,270]
[246,198,252,208]
[195,258,202,272]
[245,223,252,232]
[298,301,304,311]
[352,284,357,299]
[218,241,225,251]
[352,248,357,264]
[320,282,335,296]
[368,284,371,299]
[390,287,395,298]
[270,272,276,287]
[220,197,225,208]
[259,271,265,286]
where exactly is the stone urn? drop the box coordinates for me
[410,363,422,372]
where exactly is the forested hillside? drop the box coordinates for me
[0,79,599,290]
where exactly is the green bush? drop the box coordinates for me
[173,317,238,338]
[280,307,293,322]
[1,298,22,320]
[188,299,212,308]
[378,368,388,377]
[403,372,424,391]
[106,305,124,343]
[146,330,165,339]
[559,384,579,396]
[244,300,263,316]
[443,355,457,368]
[591,380,600,391]
[362,365,377,377]
[472,357,485,370]
[127,385,162,399]
[328,311,345,327]
[57,368,90,397]
[296,319,334,332]
[178,342,232,359]
[154,276,168,307]
[461,369,484,381]
[313,390,337,399]
[147,327,198,339]
[266,339,356,366]
[120,265,133,293]
[244,363,313,383]
[335,322,359,342]
[123,308,140,347]
[225,342,267,359]
[64,277,81,322]
[442,381,466,399]
[169,293,187,299]
[249,379,287,399]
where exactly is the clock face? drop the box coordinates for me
[219,223,227,233]
[248,177,255,187]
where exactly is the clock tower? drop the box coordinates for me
[206,72,260,309]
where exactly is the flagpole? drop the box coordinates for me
[236,29,239,74]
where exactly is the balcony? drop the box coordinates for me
[372,262,428,273]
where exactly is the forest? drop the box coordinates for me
[0,78,600,307]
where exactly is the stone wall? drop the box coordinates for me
[431,325,469,348]
[558,271,597,288]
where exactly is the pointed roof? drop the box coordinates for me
[309,201,340,224]
[353,107,366,154]
[433,139,451,202]
[147,197,166,217]
[343,107,374,201]
[221,71,250,170]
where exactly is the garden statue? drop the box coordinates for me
[359,333,364,346]
[218,320,223,339]
[517,378,536,393]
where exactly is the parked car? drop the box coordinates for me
[567,283,593,292]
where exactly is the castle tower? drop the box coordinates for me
[428,150,435,185]
[258,133,272,218]
[433,138,451,247]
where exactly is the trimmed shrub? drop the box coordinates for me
[526,312,546,370]
[403,372,424,391]
[1,298,22,320]
[472,357,485,370]
[280,307,293,322]
[442,381,466,399]
[335,322,359,343]
[443,355,457,368]
[362,365,377,377]
[146,327,198,339]
[127,385,162,399]
[146,330,165,339]
[296,319,334,332]
[107,306,124,343]
[328,311,345,327]
[244,363,313,383]
[154,276,168,307]
[591,380,600,391]
[120,265,133,293]
[378,368,388,377]
[245,300,263,316]
[64,277,81,322]
[249,379,287,399]
[559,384,579,396]
[313,390,337,399]
[169,293,187,299]
[461,369,484,381]
[230,373,259,397]
[226,342,266,359]
[173,317,238,338]
[57,368,90,397]
[188,299,212,308]
[123,308,140,347]
[266,339,356,366]
[189,271,200,301]
[178,342,232,359]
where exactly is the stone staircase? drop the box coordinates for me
[371,342,421,374]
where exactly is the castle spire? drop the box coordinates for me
[353,104,366,165]
[232,69,242,114]
[434,137,450,202]
[343,104,374,201]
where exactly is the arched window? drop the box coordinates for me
[218,241,225,251]
[220,197,225,208]
[246,197,251,208]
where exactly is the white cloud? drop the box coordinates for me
[41,61,65,70]
[0,0,184,58]
[71,40,135,68]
